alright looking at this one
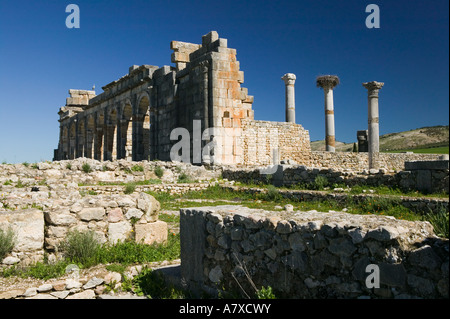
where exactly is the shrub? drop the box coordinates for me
[424,205,449,238]
[131,165,144,172]
[0,227,16,260]
[82,163,92,173]
[124,182,136,194]
[59,230,100,266]
[314,175,328,190]
[177,173,193,183]
[264,185,281,201]
[257,286,276,299]
[154,166,164,178]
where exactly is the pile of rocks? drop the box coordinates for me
[0,158,222,188]
[0,261,180,299]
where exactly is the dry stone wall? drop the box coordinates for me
[0,191,167,266]
[180,205,449,299]
[311,151,443,171]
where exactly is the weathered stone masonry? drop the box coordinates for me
[54,31,311,166]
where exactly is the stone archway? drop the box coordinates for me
[120,103,133,161]
[134,95,150,161]
[86,115,95,159]
[69,122,76,159]
[95,112,104,161]
[77,119,86,158]
[106,108,118,161]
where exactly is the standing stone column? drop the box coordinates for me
[281,73,296,123]
[363,81,384,169]
[316,75,340,152]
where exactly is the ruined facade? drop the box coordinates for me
[54,31,312,166]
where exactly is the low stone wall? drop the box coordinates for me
[222,161,449,194]
[180,205,449,299]
[222,186,449,215]
[311,151,442,171]
[0,192,167,266]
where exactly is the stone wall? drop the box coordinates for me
[238,120,312,166]
[311,151,443,171]
[0,192,167,266]
[180,205,449,299]
[222,160,449,194]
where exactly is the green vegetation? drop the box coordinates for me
[0,227,16,260]
[124,182,136,194]
[1,230,180,280]
[82,163,92,173]
[131,165,144,172]
[423,205,449,238]
[154,166,164,178]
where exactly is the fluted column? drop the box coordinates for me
[281,73,296,123]
[316,75,340,152]
[363,81,384,169]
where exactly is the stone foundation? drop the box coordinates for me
[180,205,449,299]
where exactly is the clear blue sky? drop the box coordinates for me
[0,0,448,163]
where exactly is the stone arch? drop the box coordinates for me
[62,126,69,159]
[95,112,105,161]
[77,118,86,158]
[120,101,133,161]
[86,115,95,158]
[69,121,76,159]
[134,94,150,161]
[106,108,118,161]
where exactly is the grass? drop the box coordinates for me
[0,231,180,280]
[0,227,16,260]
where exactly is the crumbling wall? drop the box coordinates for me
[180,205,449,299]
[0,192,166,266]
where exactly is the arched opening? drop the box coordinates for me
[69,122,76,159]
[77,119,86,158]
[135,95,150,161]
[95,112,104,161]
[106,109,118,161]
[120,103,133,161]
[86,116,95,158]
[62,126,69,159]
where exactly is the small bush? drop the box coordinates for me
[154,166,164,178]
[424,205,449,238]
[82,163,92,173]
[59,230,100,266]
[66,163,72,170]
[124,182,136,194]
[0,227,16,260]
[314,175,328,190]
[264,185,281,201]
[131,165,144,172]
[177,173,193,183]
[257,286,276,299]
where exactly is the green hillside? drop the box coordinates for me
[310,125,449,154]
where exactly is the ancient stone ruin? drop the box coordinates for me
[54,31,311,167]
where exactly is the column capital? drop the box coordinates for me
[363,81,384,96]
[281,73,296,86]
[316,75,340,90]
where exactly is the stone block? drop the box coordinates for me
[134,220,168,245]
[0,209,44,252]
[78,207,105,221]
[108,221,132,244]
[405,160,449,170]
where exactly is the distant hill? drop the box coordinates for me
[310,125,449,152]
